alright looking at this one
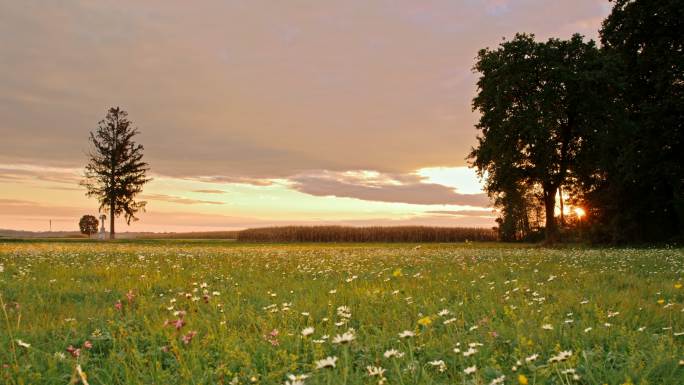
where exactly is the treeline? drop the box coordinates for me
[469,0,682,243]
[236,226,497,243]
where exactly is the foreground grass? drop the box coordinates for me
[0,242,682,384]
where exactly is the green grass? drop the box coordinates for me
[1,241,683,384]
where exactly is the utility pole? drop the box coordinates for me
[49,219,52,232]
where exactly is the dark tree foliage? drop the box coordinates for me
[78,215,99,238]
[469,33,602,243]
[81,107,150,240]
[582,0,684,242]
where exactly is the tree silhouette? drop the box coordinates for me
[79,215,99,238]
[584,0,684,242]
[469,34,602,243]
[81,107,150,240]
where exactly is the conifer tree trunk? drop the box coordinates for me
[110,200,115,240]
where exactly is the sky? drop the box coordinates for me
[0,0,611,232]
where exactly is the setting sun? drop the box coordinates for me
[574,207,586,218]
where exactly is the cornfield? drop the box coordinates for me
[236,226,497,242]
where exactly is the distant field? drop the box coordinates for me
[1,226,496,242]
[1,241,683,384]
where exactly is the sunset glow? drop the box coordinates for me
[0,1,610,232]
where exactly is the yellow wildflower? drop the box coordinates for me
[518,374,528,385]
[418,316,432,326]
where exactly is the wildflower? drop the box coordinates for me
[383,349,404,358]
[16,339,30,348]
[174,318,186,330]
[417,316,432,326]
[366,366,386,377]
[438,309,450,316]
[398,330,415,338]
[265,329,280,346]
[392,269,402,277]
[126,289,135,304]
[463,347,478,357]
[337,306,352,318]
[66,345,81,358]
[548,350,572,363]
[285,374,309,385]
[657,299,665,305]
[114,300,123,311]
[301,327,315,337]
[464,365,477,375]
[181,330,198,344]
[518,374,529,385]
[54,352,66,360]
[315,356,338,369]
[490,375,506,385]
[542,324,553,330]
[332,331,355,344]
[429,360,447,372]
[675,283,682,289]
[83,340,93,349]
[525,353,538,362]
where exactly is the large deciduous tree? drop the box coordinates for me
[587,0,683,242]
[469,33,602,243]
[81,107,150,240]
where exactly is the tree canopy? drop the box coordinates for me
[78,215,99,238]
[470,0,683,243]
[469,33,601,242]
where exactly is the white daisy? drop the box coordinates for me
[398,330,415,339]
[315,356,338,369]
[383,349,405,358]
[464,365,477,375]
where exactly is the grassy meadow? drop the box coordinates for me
[0,241,683,384]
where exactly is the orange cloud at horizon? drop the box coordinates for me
[0,164,495,232]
